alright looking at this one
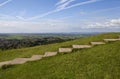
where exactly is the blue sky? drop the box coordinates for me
[0,0,120,33]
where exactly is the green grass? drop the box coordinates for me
[0,37,120,79]
[0,32,120,62]
[0,35,26,39]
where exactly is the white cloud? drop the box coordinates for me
[84,18,120,29]
[0,19,72,33]
[0,18,120,33]
[0,0,13,7]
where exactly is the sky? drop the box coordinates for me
[0,0,120,33]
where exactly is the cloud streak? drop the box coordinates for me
[56,0,75,10]
[21,0,101,20]
[0,0,13,7]
[56,0,70,6]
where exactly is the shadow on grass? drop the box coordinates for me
[1,64,15,70]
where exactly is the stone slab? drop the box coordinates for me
[28,55,43,61]
[59,48,72,53]
[10,58,29,65]
[90,42,105,45]
[0,61,11,67]
[104,39,120,42]
[44,52,57,57]
[72,45,92,49]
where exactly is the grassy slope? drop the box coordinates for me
[0,33,120,62]
[0,38,120,79]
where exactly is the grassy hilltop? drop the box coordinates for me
[0,33,120,79]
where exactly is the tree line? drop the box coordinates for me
[0,37,71,50]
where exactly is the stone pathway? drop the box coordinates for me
[0,35,120,68]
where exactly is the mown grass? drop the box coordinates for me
[0,40,120,79]
[0,32,120,62]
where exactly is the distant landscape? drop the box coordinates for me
[0,32,98,50]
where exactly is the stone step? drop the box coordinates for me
[28,55,43,61]
[72,45,92,49]
[59,48,73,53]
[44,52,57,57]
[104,39,120,42]
[0,61,11,67]
[10,58,29,65]
[90,42,105,45]
[0,55,43,67]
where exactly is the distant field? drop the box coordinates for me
[0,32,120,79]
[0,33,96,39]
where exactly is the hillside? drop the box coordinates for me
[0,33,120,79]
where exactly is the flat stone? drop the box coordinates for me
[10,58,29,65]
[59,48,72,53]
[0,61,11,67]
[104,39,120,42]
[72,45,92,49]
[0,55,43,66]
[28,55,43,61]
[44,52,57,57]
[91,42,105,45]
